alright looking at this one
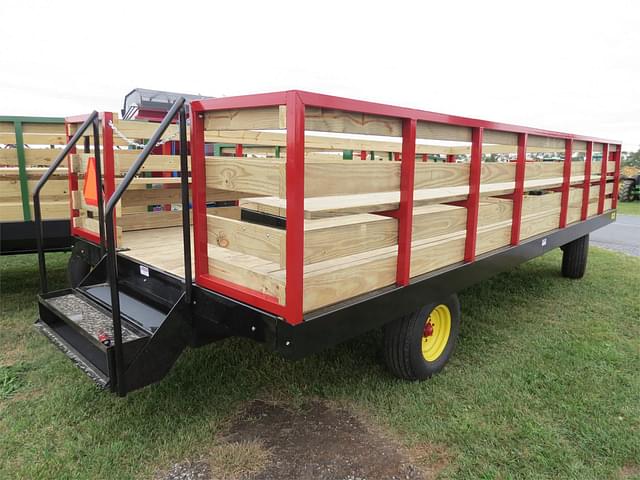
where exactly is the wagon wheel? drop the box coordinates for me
[383,294,461,380]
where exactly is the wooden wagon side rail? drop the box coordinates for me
[186,90,621,326]
[0,116,66,223]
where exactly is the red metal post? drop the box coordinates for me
[189,106,209,279]
[597,143,609,214]
[65,122,77,233]
[465,127,483,261]
[396,118,417,286]
[101,113,118,244]
[235,144,244,157]
[285,91,305,325]
[611,145,622,209]
[447,154,456,163]
[581,141,593,220]
[559,138,572,228]
[510,133,527,245]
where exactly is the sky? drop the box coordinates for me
[1,0,638,150]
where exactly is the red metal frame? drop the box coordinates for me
[510,133,527,244]
[597,144,609,214]
[187,90,621,325]
[396,119,416,286]
[559,139,573,228]
[464,128,483,262]
[611,147,622,209]
[581,142,593,220]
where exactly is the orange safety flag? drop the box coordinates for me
[83,156,99,207]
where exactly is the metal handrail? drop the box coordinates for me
[34,111,104,294]
[103,97,188,396]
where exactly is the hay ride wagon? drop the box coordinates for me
[33,91,621,396]
[0,116,71,254]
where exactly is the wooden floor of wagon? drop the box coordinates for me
[120,226,192,278]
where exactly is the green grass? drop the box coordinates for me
[618,201,640,216]
[1,249,639,479]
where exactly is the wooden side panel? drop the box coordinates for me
[305,107,402,137]
[416,121,471,142]
[414,163,469,189]
[204,106,286,131]
[205,157,284,197]
[207,214,285,265]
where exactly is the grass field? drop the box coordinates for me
[618,201,640,216]
[1,248,639,479]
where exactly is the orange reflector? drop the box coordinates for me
[83,156,99,207]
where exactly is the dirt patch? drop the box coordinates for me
[618,464,640,478]
[219,399,428,480]
[155,400,448,480]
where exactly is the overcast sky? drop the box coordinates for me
[1,0,638,150]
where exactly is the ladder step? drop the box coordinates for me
[47,292,146,344]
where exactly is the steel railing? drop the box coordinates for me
[103,98,190,395]
[34,111,105,294]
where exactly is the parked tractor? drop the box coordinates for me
[619,173,640,202]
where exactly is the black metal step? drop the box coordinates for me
[36,289,150,392]
[79,284,167,334]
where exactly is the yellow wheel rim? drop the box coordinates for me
[421,304,452,362]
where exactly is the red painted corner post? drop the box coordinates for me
[102,112,117,244]
[559,139,573,228]
[65,122,78,233]
[611,145,622,209]
[598,144,609,214]
[396,119,417,286]
[581,142,593,220]
[285,92,305,325]
[511,133,527,244]
[189,105,209,279]
[465,128,483,262]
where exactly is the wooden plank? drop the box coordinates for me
[0,133,67,145]
[416,121,471,142]
[414,163,468,189]
[484,130,518,145]
[524,162,565,181]
[205,129,450,154]
[115,153,190,173]
[119,211,190,231]
[476,221,511,255]
[480,163,515,184]
[204,106,286,131]
[205,156,284,197]
[244,175,578,219]
[519,211,561,240]
[122,188,183,207]
[478,198,513,227]
[522,192,562,216]
[112,119,179,140]
[207,214,285,265]
[305,106,402,137]
[527,136,566,150]
[208,244,285,303]
[0,149,64,167]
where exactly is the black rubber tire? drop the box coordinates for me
[383,293,461,381]
[561,234,589,279]
[67,253,91,288]
[618,179,635,202]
